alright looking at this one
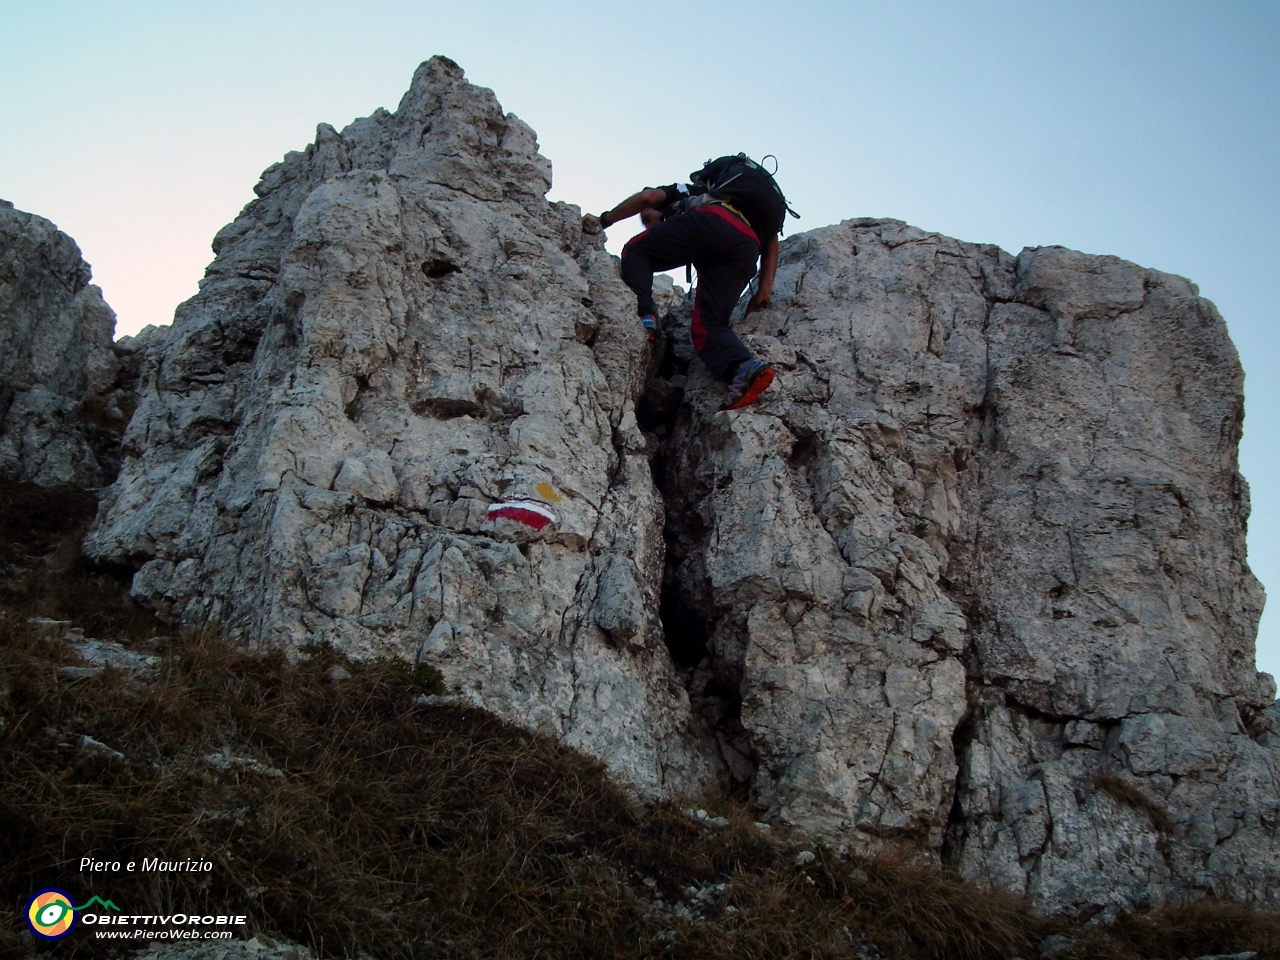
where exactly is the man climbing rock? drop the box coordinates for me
[584,154,795,411]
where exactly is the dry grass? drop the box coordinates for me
[1,479,1277,959]
[0,620,1045,959]
[1047,900,1280,958]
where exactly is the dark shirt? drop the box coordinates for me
[656,183,772,246]
[656,183,699,210]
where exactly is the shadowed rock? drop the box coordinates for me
[0,201,139,486]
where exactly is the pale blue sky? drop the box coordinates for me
[3,1,1278,678]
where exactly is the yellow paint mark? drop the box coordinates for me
[536,482,562,503]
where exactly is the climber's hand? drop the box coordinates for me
[746,287,772,315]
[747,236,779,316]
[582,214,603,236]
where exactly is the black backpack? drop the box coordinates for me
[690,154,800,237]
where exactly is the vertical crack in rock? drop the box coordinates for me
[641,324,755,792]
[69,60,1280,916]
[646,224,991,855]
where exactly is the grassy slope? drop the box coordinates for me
[1,481,1276,960]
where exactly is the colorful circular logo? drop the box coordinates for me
[26,889,77,940]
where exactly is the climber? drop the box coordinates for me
[584,154,794,411]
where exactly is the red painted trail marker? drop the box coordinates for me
[486,497,557,531]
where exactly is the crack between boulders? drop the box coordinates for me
[1065,531,1081,589]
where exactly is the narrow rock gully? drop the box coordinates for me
[638,299,759,794]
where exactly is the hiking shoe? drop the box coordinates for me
[640,313,659,342]
[722,357,775,411]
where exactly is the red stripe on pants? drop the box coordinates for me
[691,293,706,352]
[701,204,759,245]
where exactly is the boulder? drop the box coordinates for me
[658,220,1277,916]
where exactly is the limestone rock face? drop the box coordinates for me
[658,220,1277,917]
[0,201,130,486]
[85,59,1279,914]
[84,57,721,797]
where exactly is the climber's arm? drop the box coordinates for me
[747,234,779,314]
[583,188,671,231]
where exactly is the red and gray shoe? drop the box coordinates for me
[722,357,775,411]
[640,313,659,343]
